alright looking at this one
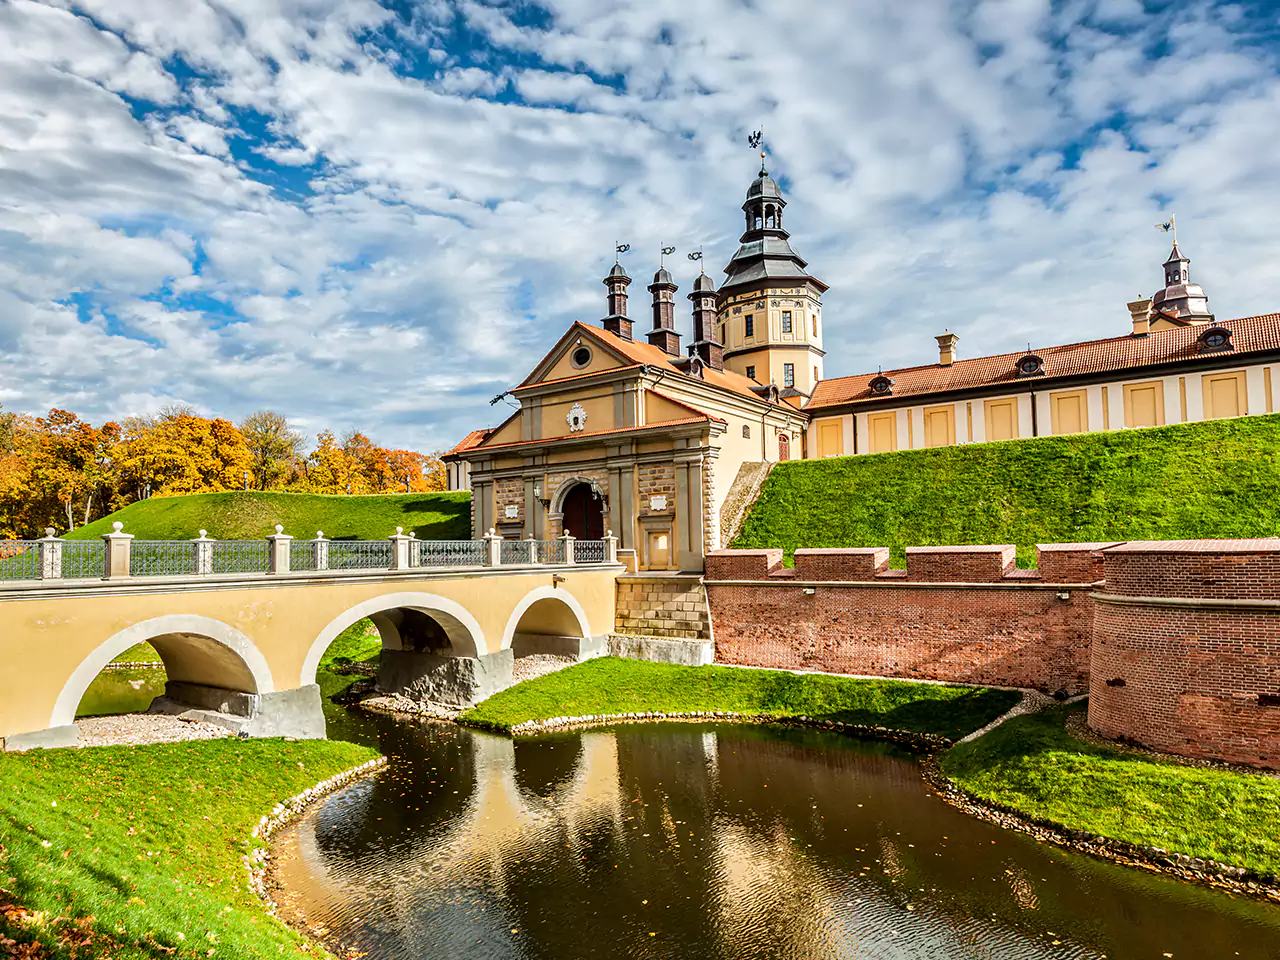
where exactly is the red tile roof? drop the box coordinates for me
[442,427,493,458]
[461,416,716,454]
[807,312,1280,410]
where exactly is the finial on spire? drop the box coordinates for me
[1154,213,1176,244]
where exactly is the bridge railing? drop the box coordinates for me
[0,523,618,583]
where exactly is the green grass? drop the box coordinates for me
[461,657,1020,738]
[67,490,471,542]
[111,642,162,664]
[943,704,1280,879]
[736,414,1280,565]
[0,738,377,959]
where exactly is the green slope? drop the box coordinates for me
[67,490,472,541]
[735,414,1280,565]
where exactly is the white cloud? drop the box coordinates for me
[0,0,1277,452]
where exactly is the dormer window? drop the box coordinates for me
[869,375,893,396]
[1016,354,1044,377]
[1198,325,1233,352]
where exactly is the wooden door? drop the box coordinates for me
[778,433,790,461]
[561,483,604,540]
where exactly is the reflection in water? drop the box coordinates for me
[75,666,166,718]
[275,718,1280,960]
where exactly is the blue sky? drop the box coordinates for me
[2,0,1279,450]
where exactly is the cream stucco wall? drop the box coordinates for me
[0,566,619,742]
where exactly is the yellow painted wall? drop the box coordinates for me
[543,337,628,381]
[542,392,616,438]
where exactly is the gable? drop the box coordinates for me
[645,390,710,424]
[522,324,634,387]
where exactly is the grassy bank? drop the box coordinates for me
[461,657,1020,738]
[68,490,471,542]
[0,737,377,959]
[943,704,1280,879]
[736,414,1280,564]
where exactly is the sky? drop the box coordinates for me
[2,0,1279,452]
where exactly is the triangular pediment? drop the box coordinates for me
[520,323,640,387]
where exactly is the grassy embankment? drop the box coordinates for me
[462,656,1020,738]
[0,635,381,959]
[736,414,1280,565]
[943,704,1280,879]
[69,489,471,542]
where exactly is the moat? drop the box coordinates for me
[258,705,1280,960]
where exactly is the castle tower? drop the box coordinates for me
[646,266,681,356]
[687,271,724,370]
[1151,242,1213,326]
[717,158,828,397]
[601,262,633,340]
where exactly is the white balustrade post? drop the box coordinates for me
[193,530,215,575]
[38,528,63,580]
[484,528,503,566]
[527,534,539,565]
[102,522,133,580]
[389,526,412,571]
[267,524,293,575]
[312,532,330,571]
[604,529,619,565]
[561,532,575,565]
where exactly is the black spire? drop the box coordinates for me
[720,163,826,298]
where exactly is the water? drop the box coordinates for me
[274,711,1280,960]
[75,666,166,717]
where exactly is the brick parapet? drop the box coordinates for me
[705,549,783,581]
[793,548,889,581]
[1101,539,1280,600]
[906,544,1016,583]
[1036,543,1116,584]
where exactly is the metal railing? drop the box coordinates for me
[131,541,196,578]
[328,540,393,571]
[412,539,487,567]
[211,540,270,575]
[61,541,105,580]
[0,542,40,581]
[0,531,614,582]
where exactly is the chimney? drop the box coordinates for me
[935,330,959,366]
[601,263,633,340]
[687,273,724,370]
[1128,296,1152,337]
[646,267,681,356]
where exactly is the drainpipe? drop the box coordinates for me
[853,415,858,455]
[1030,389,1039,437]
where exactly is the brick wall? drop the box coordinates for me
[615,575,711,640]
[637,463,676,517]
[1089,541,1280,770]
[494,478,524,526]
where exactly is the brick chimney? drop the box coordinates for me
[646,266,681,356]
[1128,296,1152,337]
[935,330,959,366]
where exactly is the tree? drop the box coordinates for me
[240,410,304,490]
[114,412,252,496]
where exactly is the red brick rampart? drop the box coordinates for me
[705,544,1107,695]
[705,539,1280,770]
[1088,540,1280,769]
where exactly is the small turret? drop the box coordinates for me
[1151,242,1213,325]
[687,272,723,370]
[601,262,633,340]
[646,266,681,356]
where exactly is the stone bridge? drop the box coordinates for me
[0,526,621,751]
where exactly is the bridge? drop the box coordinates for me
[0,525,621,751]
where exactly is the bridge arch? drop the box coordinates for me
[51,615,275,729]
[501,585,592,654]
[300,591,486,687]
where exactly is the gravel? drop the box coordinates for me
[512,653,577,683]
[76,714,233,748]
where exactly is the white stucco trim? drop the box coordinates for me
[499,585,592,650]
[300,592,486,686]
[50,614,275,729]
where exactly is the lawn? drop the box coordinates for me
[67,490,471,542]
[943,704,1280,879]
[461,657,1020,738]
[735,413,1280,566]
[0,737,376,959]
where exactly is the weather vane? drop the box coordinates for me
[748,128,765,171]
[1154,214,1177,243]
[614,241,630,262]
[688,248,704,271]
[660,245,676,264]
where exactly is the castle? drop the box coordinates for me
[445,161,1280,572]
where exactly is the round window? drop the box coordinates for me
[571,346,592,368]
[1204,332,1227,348]
[1019,358,1039,375]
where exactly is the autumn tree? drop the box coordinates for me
[114,411,252,496]
[240,410,304,490]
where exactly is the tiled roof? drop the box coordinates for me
[460,416,716,454]
[807,312,1280,410]
[442,427,493,458]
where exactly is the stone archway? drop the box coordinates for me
[556,480,606,541]
[501,585,600,661]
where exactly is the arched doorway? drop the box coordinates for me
[561,482,605,540]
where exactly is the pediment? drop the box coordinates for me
[520,324,636,387]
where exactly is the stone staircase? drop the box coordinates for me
[719,461,774,547]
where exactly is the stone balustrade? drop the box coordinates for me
[0,523,619,584]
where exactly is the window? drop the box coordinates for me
[813,365,819,382]
[783,363,795,388]
[1016,354,1044,377]
[812,315,818,337]
[570,346,592,369]
[782,310,792,333]
[869,375,893,396]
[742,425,751,439]
[744,314,754,338]
[746,365,756,380]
